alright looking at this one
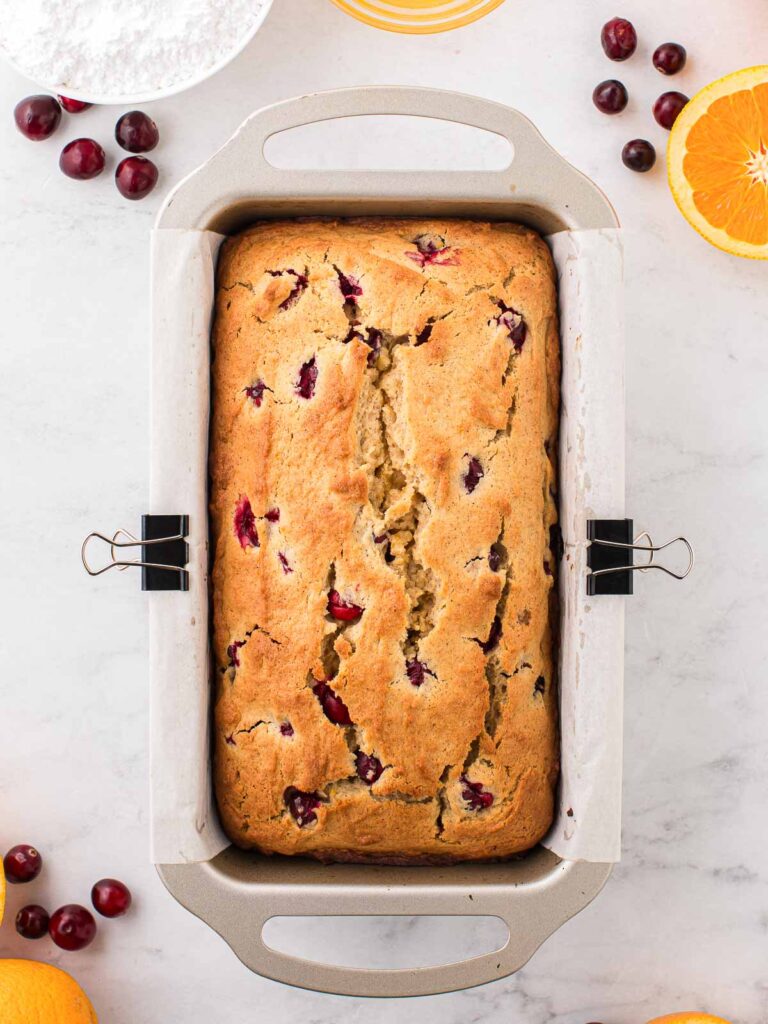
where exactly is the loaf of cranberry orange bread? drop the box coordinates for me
[210,218,559,862]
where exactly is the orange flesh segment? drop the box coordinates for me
[684,153,744,190]
[685,84,768,245]
[728,181,768,244]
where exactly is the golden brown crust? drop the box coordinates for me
[210,218,559,862]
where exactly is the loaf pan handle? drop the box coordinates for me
[157,86,617,233]
[158,856,611,997]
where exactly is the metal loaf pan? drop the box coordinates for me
[155,86,618,998]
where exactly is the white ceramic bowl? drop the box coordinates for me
[0,0,273,106]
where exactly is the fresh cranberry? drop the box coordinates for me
[49,904,97,951]
[115,110,159,153]
[355,751,384,785]
[336,269,363,303]
[312,680,352,725]
[295,356,318,399]
[115,155,158,200]
[601,17,637,61]
[327,589,364,622]
[227,639,245,668]
[406,659,434,687]
[244,380,268,406]
[233,495,259,549]
[653,91,689,129]
[406,233,460,267]
[280,722,294,737]
[59,138,105,179]
[622,139,656,172]
[58,96,92,113]
[14,95,62,140]
[461,775,494,811]
[268,269,308,310]
[91,878,131,918]
[494,301,527,351]
[653,42,687,75]
[265,507,280,522]
[278,551,293,574]
[592,79,628,114]
[15,905,49,939]
[463,456,484,494]
[285,787,322,827]
[4,844,42,883]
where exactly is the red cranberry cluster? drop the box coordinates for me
[283,750,386,829]
[232,499,289,574]
[460,775,494,811]
[13,95,160,199]
[594,17,690,172]
[4,843,131,951]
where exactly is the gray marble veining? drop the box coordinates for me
[1,0,767,1020]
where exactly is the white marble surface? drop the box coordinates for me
[1,0,767,1020]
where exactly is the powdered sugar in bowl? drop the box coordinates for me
[0,0,271,104]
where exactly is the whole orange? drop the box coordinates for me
[0,959,97,1023]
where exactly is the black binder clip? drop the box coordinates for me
[81,515,189,592]
[586,518,693,596]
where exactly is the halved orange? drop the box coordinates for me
[668,65,768,259]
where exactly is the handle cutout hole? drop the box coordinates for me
[262,915,509,970]
[263,116,513,171]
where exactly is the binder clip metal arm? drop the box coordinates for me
[82,515,189,592]
[586,518,694,595]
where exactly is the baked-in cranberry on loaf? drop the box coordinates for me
[210,218,559,862]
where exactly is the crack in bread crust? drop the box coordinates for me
[210,218,559,862]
